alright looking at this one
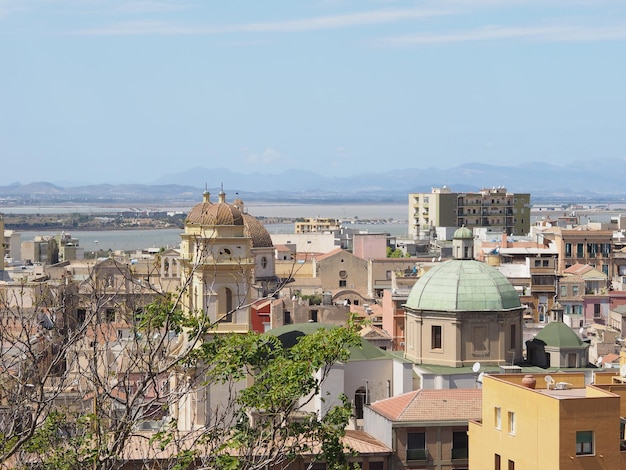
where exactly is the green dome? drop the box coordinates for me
[406,260,521,312]
[534,322,586,348]
[453,226,473,239]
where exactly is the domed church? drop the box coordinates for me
[179,188,276,333]
[404,227,524,367]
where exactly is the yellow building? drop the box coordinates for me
[469,372,626,469]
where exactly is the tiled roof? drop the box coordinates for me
[368,389,482,422]
[564,263,593,275]
[360,325,392,340]
[186,202,244,226]
[314,247,347,262]
[602,353,620,364]
[343,430,392,454]
[242,213,273,248]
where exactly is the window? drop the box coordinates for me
[576,431,593,455]
[534,259,541,267]
[260,256,267,268]
[560,285,568,297]
[508,460,515,470]
[219,288,233,322]
[565,243,572,257]
[407,432,427,461]
[452,431,468,460]
[507,411,515,435]
[339,280,347,287]
[510,324,516,350]
[577,243,584,257]
[543,259,549,267]
[105,308,115,322]
[572,285,579,296]
[431,325,442,349]
[494,407,501,429]
[495,454,501,470]
[594,304,601,317]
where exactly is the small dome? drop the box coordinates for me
[242,213,273,248]
[406,259,521,312]
[454,226,473,239]
[186,202,244,226]
[535,322,586,348]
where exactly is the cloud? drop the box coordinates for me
[245,148,286,166]
[380,23,626,46]
[72,7,456,36]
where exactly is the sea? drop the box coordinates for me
[13,203,409,252]
[10,202,626,253]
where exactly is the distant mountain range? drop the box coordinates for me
[2,160,626,205]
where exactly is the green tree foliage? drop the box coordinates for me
[386,246,405,258]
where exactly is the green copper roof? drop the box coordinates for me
[405,259,521,312]
[534,322,587,349]
[453,226,473,239]
[267,323,389,361]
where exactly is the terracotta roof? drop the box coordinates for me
[564,263,594,275]
[368,389,482,422]
[343,430,392,454]
[242,213,273,248]
[602,353,620,364]
[314,247,346,262]
[359,325,392,340]
[186,202,244,226]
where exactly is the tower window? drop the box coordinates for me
[431,325,442,349]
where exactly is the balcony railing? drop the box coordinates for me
[406,449,428,461]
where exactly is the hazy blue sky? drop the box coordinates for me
[1,1,625,185]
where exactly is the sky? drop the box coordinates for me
[1,0,625,186]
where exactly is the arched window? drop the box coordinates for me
[219,287,233,322]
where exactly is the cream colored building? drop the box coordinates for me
[294,217,340,234]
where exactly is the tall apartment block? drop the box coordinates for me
[408,186,531,240]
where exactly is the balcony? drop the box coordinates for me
[407,449,428,461]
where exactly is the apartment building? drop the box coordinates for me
[294,217,340,234]
[469,372,626,469]
[408,187,530,240]
[539,225,613,276]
